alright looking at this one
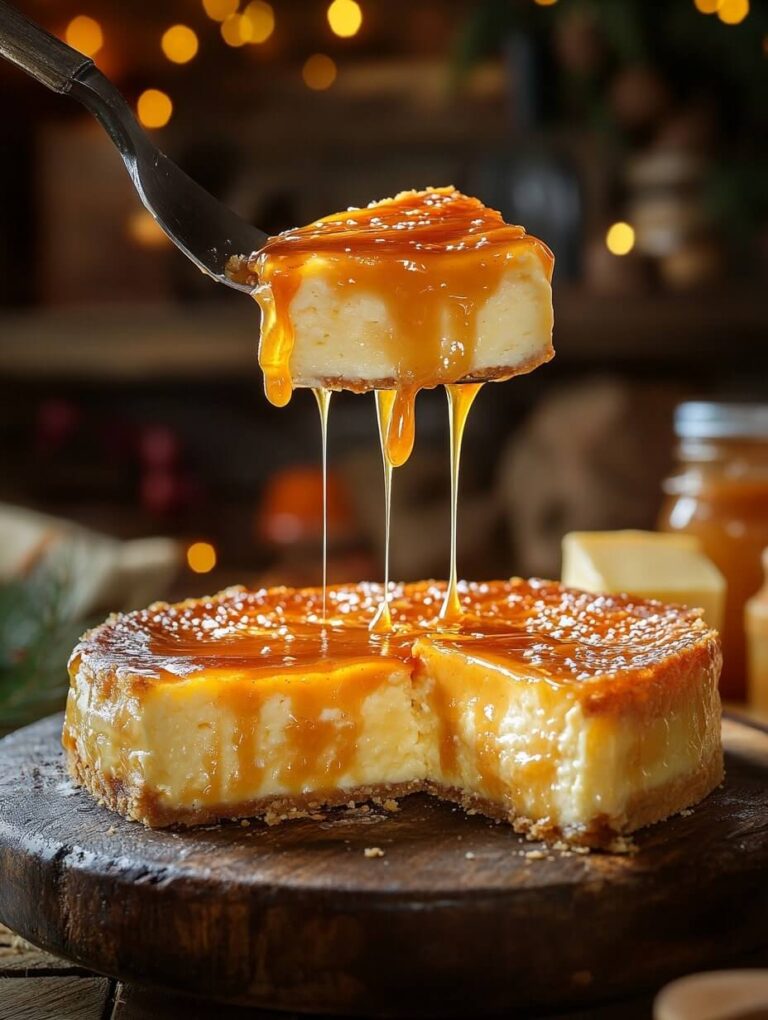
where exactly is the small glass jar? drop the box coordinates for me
[746,549,768,719]
[659,402,768,701]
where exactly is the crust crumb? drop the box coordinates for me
[363,846,385,858]
[606,835,637,854]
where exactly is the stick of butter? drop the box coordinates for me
[561,530,725,633]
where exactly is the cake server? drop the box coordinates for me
[0,0,266,291]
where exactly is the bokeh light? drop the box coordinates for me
[186,542,217,574]
[161,25,199,64]
[126,210,167,249]
[302,53,337,90]
[717,0,749,24]
[327,0,362,38]
[693,0,720,12]
[65,15,103,57]
[220,13,251,46]
[533,0,559,6]
[605,222,636,256]
[244,1,275,44]
[202,0,239,22]
[137,89,173,129]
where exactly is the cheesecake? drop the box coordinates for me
[228,187,554,464]
[63,580,723,847]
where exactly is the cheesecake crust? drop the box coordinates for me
[67,742,723,848]
[67,745,422,829]
[426,743,724,849]
[294,349,556,395]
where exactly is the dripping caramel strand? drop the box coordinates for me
[440,383,483,623]
[370,389,397,634]
[312,387,332,623]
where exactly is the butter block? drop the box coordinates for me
[562,530,725,633]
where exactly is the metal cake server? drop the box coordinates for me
[0,0,266,291]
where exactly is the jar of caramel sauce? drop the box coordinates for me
[659,402,768,700]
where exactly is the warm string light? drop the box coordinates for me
[186,542,217,574]
[244,1,275,43]
[220,12,251,47]
[202,0,238,22]
[693,0,750,21]
[137,89,173,129]
[605,222,635,256]
[65,15,103,57]
[717,0,749,24]
[532,0,559,6]
[327,0,362,38]
[161,25,199,64]
[126,210,168,248]
[302,53,337,90]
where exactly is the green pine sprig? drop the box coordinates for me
[0,565,88,736]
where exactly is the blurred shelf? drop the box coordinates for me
[0,290,765,382]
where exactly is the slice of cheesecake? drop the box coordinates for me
[228,187,554,462]
[63,580,723,846]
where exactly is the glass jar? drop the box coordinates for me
[659,402,768,701]
[746,549,768,719]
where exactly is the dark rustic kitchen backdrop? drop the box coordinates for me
[1,0,766,731]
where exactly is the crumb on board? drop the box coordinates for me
[240,819,250,827]
[464,851,476,860]
[363,847,385,859]
[525,849,546,860]
[607,836,637,855]
[106,825,117,836]
[382,799,400,812]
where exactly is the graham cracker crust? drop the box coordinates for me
[293,347,555,395]
[425,744,724,849]
[66,741,723,849]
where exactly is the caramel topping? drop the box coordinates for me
[232,187,554,467]
[72,580,712,690]
[440,382,482,623]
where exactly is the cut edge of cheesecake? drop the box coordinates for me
[65,746,724,850]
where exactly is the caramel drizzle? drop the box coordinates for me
[312,387,332,622]
[248,188,553,468]
[370,389,397,633]
[238,188,555,629]
[440,383,483,623]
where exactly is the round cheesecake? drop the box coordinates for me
[63,579,723,847]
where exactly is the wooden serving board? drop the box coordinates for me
[0,714,766,1018]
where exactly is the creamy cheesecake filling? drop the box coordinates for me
[63,580,723,844]
[228,187,554,467]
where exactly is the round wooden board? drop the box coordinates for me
[0,714,767,1017]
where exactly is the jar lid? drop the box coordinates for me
[675,402,768,440]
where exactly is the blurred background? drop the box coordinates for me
[0,0,767,726]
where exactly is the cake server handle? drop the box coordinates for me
[0,0,92,93]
